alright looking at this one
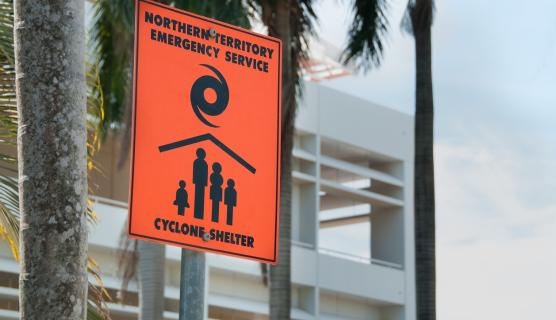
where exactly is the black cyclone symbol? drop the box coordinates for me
[190,64,229,128]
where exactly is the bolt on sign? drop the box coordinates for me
[128,0,282,264]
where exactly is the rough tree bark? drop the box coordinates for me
[411,0,436,319]
[14,0,88,319]
[263,1,296,319]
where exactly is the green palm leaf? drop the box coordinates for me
[172,0,252,28]
[343,0,390,72]
[90,0,134,137]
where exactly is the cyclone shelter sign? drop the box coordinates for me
[128,0,282,263]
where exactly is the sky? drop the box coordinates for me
[313,0,556,319]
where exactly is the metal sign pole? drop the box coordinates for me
[179,249,206,320]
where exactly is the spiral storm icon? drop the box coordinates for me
[190,64,229,128]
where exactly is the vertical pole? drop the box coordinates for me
[179,249,206,320]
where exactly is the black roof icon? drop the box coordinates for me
[159,133,256,174]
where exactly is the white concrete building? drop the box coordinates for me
[0,82,415,319]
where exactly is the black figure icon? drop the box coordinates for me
[173,180,190,216]
[193,148,208,219]
[224,179,237,225]
[209,162,224,222]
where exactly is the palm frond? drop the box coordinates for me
[292,0,317,96]
[88,257,112,319]
[172,0,252,29]
[342,0,390,72]
[254,0,316,100]
[0,0,16,165]
[90,0,134,137]
[0,0,18,260]
[0,1,14,64]
[86,61,105,225]
[87,61,105,160]
[84,59,111,318]
[0,176,19,261]
[116,222,138,301]
[401,0,435,35]
[87,300,106,320]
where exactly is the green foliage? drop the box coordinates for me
[0,0,15,162]
[0,0,19,261]
[172,0,252,29]
[342,0,389,72]
[343,0,435,71]
[0,176,18,260]
[252,0,316,100]
[290,0,317,96]
[91,0,135,137]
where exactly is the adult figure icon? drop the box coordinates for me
[193,148,208,219]
[209,162,224,222]
[224,179,237,225]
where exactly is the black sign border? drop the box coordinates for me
[128,0,282,264]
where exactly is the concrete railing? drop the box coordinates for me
[318,246,403,270]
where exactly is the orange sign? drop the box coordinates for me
[128,0,282,264]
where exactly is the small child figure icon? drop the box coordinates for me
[224,179,237,225]
[173,180,190,216]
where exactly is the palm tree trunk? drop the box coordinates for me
[412,3,436,319]
[271,126,294,319]
[14,0,88,318]
[138,241,166,320]
[264,1,295,319]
